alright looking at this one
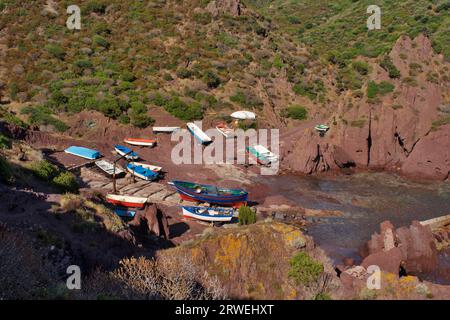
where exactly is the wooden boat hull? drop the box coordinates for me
[181,206,234,222]
[216,124,235,139]
[114,208,136,219]
[170,180,248,206]
[124,138,156,147]
[106,194,147,208]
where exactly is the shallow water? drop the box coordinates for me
[257,172,450,283]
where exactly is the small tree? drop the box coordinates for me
[288,252,324,286]
[238,206,256,225]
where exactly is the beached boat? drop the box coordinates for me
[124,138,156,147]
[95,159,125,177]
[106,194,147,208]
[246,145,278,166]
[181,206,234,222]
[129,162,162,172]
[216,122,235,139]
[187,122,212,145]
[231,110,256,120]
[169,180,248,207]
[114,208,136,219]
[114,145,139,160]
[127,163,159,181]
[64,146,101,160]
[314,124,329,132]
[152,126,180,133]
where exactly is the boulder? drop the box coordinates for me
[206,0,241,17]
[129,204,169,239]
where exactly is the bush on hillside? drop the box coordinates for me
[380,55,400,79]
[282,105,308,120]
[30,160,59,181]
[0,155,14,184]
[0,134,11,149]
[288,252,324,286]
[45,44,66,60]
[238,206,256,225]
[52,172,79,193]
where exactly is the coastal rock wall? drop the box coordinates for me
[281,34,449,180]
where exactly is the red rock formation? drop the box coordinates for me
[129,204,169,239]
[281,34,449,180]
[206,0,241,17]
[360,220,438,275]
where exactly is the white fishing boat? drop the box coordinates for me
[216,122,235,139]
[129,162,162,172]
[124,138,156,147]
[152,126,180,133]
[95,159,125,177]
[231,110,256,120]
[181,206,234,222]
[247,144,279,165]
[187,122,212,144]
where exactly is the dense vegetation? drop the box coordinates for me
[29,160,79,193]
[288,252,324,286]
[238,206,257,225]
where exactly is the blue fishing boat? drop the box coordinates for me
[169,180,248,207]
[114,207,136,219]
[64,146,101,160]
[127,163,159,181]
[181,206,234,222]
[114,145,139,160]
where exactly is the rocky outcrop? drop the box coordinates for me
[281,34,449,180]
[129,204,169,239]
[0,120,27,140]
[206,0,241,17]
[360,220,438,275]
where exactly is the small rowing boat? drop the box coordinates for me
[181,206,234,222]
[314,124,329,132]
[65,146,101,160]
[246,145,278,166]
[106,194,147,208]
[95,159,125,177]
[114,208,136,219]
[152,126,180,133]
[231,110,256,120]
[169,180,248,207]
[114,145,139,160]
[127,163,159,181]
[187,122,212,145]
[129,162,162,172]
[124,138,156,147]
[216,122,235,139]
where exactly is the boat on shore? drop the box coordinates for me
[169,180,248,207]
[114,145,139,160]
[153,126,180,133]
[187,122,212,145]
[129,162,162,172]
[106,194,147,208]
[127,163,159,181]
[124,138,156,147]
[64,146,101,160]
[114,207,137,219]
[314,124,329,132]
[95,159,125,177]
[216,122,235,139]
[181,206,234,222]
[246,145,278,166]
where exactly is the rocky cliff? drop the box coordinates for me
[281,34,449,180]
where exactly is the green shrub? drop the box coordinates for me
[238,206,256,225]
[380,55,400,79]
[74,59,93,69]
[431,115,450,130]
[367,81,394,99]
[352,61,370,75]
[52,172,79,193]
[176,68,193,79]
[0,1,5,11]
[0,155,14,184]
[45,44,66,60]
[293,80,325,100]
[282,105,308,120]
[129,101,154,128]
[21,105,69,132]
[121,71,136,82]
[0,134,11,149]
[314,292,332,300]
[93,35,110,48]
[30,160,59,181]
[163,97,203,120]
[288,252,324,286]
[203,70,221,88]
[230,90,263,108]
[83,0,107,14]
[350,119,366,128]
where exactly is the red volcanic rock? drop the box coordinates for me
[0,120,27,140]
[206,0,241,17]
[401,125,450,180]
[361,220,438,275]
[280,34,449,180]
[361,247,403,274]
[129,204,169,239]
